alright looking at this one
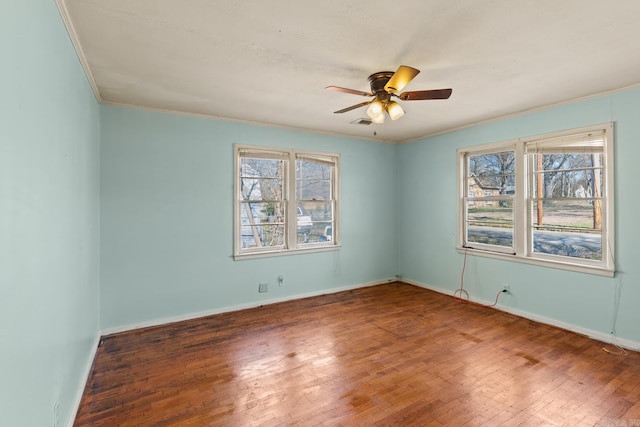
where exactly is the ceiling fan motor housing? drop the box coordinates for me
[368,72,394,104]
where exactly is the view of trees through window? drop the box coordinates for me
[464,130,608,264]
[237,149,337,254]
[296,158,334,244]
[239,157,285,249]
[531,151,603,260]
[466,151,515,250]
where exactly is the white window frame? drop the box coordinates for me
[457,123,615,277]
[234,145,340,260]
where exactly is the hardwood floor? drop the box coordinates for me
[74,283,640,426]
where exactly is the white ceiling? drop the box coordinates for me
[60,0,640,143]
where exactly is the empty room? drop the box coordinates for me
[4,1,640,426]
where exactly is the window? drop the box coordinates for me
[458,123,614,276]
[464,149,516,254]
[235,145,339,259]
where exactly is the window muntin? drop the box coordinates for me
[235,146,339,258]
[458,124,614,276]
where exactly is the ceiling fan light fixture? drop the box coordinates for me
[367,99,384,119]
[327,65,452,124]
[386,101,405,120]
[370,111,385,123]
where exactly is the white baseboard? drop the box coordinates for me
[401,277,640,352]
[68,333,101,427]
[100,277,397,336]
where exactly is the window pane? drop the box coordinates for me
[532,153,603,199]
[469,151,515,174]
[241,157,283,178]
[240,202,285,249]
[300,201,333,222]
[296,159,332,200]
[296,158,334,244]
[296,158,333,179]
[240,202,285,226]
[297,181,331,200]
[467,151,515,199]
[240,158,284,201]
[297,201,334,244]
[467,175,515,193]
[466,200,513,248]
[240,224,285,249]
[531,199,602,260]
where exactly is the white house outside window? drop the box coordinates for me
[458,123,614,276]
[235,145,340,259]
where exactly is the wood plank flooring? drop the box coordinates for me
[74,283,640,426]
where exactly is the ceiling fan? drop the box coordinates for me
[326,65,452,123]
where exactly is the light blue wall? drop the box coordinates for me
[398,89,640,345]
[0,1,101,427]
[100,106,398,329]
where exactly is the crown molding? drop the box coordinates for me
[54,0,101,102]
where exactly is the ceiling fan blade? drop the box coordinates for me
[384,65,420,93]
[325,86,373,97]
[333,101,372,114]
[398,88,453,101]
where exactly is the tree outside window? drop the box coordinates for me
[459,123,614,276]
[235,146,339,259]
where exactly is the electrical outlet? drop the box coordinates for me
[503,285,511,294]
[258,283,268,293]
[278,275,284,286]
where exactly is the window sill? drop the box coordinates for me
[456,246,614,277]
[235,244,341,261]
